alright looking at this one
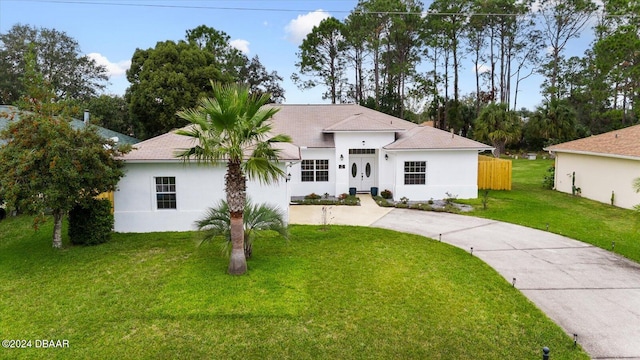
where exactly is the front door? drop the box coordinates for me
[349,154,376,192]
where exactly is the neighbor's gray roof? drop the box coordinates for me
[385,126,493,151]
[545,124,640,160]
[0,105,139,145]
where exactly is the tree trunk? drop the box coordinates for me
[52,209,64,248]
[228,213,246,275]
[226,160,247,275]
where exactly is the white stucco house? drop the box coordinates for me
[545,124,640,209]
[114,104,492,233]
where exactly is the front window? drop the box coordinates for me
[404,161,426,185]
[301,160,329,182]
[155,177,176,209]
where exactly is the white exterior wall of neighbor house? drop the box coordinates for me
[554,152,640,209]
[392,150,479,201]
[114,162,289,233]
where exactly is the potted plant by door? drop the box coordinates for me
[370,187,378,197]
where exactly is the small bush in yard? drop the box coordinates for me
[305,193,321,200]
[381,189,393,199]
[69,198,114,245]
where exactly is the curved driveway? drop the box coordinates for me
[289,197,640,359]
[372,209,640,360]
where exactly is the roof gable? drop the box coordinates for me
[385,126,493,151]
[323,113,407,132]
[545,124,640,159]
[268,104,416,148]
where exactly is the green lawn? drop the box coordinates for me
[0,216,587,359]
[462,158,640,263]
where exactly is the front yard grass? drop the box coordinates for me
[0,216,587,359]
[463,158,640,263]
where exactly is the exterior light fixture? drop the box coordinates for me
[362,140,365,146]
[385,154,389,160]
[340,154,344,161]
[286,173,291,182]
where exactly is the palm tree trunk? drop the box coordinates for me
[52,209,64,248]
[226,160,247,275]
[228,213,246,274]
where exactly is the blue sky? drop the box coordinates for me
[1,0,595,110]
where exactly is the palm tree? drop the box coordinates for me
[175,82,292,275]
[529,99,577,145]
[195,199,288,258]
[474,103,522,157]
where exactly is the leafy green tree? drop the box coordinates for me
[175,83,292,275]
[538,0,598,100]
[126,25,284,139]
[240,55,285,104]
[527,99,577,147]
[349,0,424,118]
[126,40,223,139]
[426,0,470,105]
[474,103,522,157]
[195,199,288,258]
[84,95,134,136]
[293,17,347,104]
[0,55,127,248]
[0,24,108,103]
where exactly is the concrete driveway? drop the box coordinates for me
[289,198,640,359]
[371,209,640,360]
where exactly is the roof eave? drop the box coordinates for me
[384,147,494,152]
[322,129,407,133]
[544,148,640,161]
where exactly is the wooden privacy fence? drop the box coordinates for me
[478,155,512,190]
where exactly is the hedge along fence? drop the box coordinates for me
[478,155,512,190]
[96,191,114,214]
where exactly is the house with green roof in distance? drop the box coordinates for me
[0,105,139,146]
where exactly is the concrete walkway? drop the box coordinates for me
[289,194,392,226]
[289,199,640,360]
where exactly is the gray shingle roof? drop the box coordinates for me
[122,127,301,161]
[267,104,415,148]
[121,103,492,161]
[385,126,493,151]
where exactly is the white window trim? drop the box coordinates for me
[301,159,329,182]
[154,176,177,210]
[404,161,427,185]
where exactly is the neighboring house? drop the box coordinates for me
[114,104,492,233]
[545,124,640,209]
[0,105,139,146]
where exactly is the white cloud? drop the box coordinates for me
[87,53,130,77]
[284,9,331,44]
[475,64,490,74]
[229,39,250,54]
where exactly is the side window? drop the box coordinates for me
[155,177,176,209]
[404,161,426,185]
[301,160,329,182]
